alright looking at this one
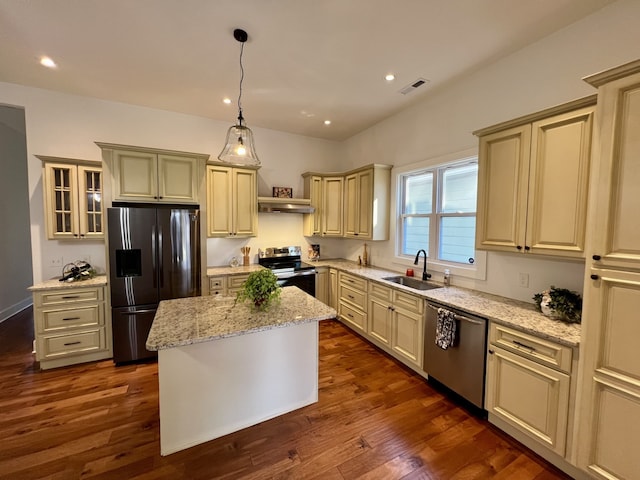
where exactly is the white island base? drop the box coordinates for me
[158,321,318,456]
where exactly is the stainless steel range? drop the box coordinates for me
[258,246,316,296]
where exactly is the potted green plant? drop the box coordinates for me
[533,286,582,323]
[236,269,282,311]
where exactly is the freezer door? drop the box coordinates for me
[111,305,158,363]
[157,208,201,300]
[108,207,159,307]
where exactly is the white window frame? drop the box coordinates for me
[391,148,487,281]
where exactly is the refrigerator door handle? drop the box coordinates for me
[151,224,157,289]
[158,224,164,288]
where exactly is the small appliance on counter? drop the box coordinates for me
[258,246,316,296]
[108,204,201,364]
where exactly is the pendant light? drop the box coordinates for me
[218,28,260,166]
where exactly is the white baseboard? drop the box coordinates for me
[0,297,32,324]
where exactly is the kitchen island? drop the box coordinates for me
[146,287,336,456]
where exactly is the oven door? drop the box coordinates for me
[276,270,316,296]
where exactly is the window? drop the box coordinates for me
[399,159,478,266]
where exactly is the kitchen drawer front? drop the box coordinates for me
[369,282,393,302]
[339,284,367,311]
[339,301,366,332]
[393,290,424,315]
[38,328,106,359]
[227,274,250,292]
[490,323,572,373]
[41,305,102,332]
[339,272,367,292]
[208,276,226,295]
[37,287,103,307]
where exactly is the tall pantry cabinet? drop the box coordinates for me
[576,59,640,480]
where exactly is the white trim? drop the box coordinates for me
[0,297,33,323]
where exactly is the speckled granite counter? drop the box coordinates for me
[146,286,336,351]
[29,275,108,291]
[309,259,581,347]
[205,264,263,276]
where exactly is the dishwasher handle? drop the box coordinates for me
[426,303,484,325]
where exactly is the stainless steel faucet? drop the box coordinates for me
[414,249,431,281]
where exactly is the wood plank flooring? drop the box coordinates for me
[0,308,571,479]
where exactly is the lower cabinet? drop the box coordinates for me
[32,284,111,370]
[485,323,573,457]
[315,267,328,304]
[207,273,251,296]
[338,271,367,332]
[328,268,338,310]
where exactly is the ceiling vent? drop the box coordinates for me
[399,77,430,95]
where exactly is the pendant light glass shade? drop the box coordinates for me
[218,28,260,166]
[218,121,260,165]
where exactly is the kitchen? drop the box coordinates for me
[1,1,639,478]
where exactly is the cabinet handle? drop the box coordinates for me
[590,274,599,280]
[592,255,601,261]
[64,341,82,346]
[488,349,494,355]
[63,317,81,321]
[390,306,395,311]
[513,340,536,353]
[348,294,355,299]
[61,295,80,299]
[524,246,530,251]
[516,245,522,250]
[347,313,353,318]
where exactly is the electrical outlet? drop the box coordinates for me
[518,272,529,288]
[49,256,63,268]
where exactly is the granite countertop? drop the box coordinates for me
[307,259,581,347]
[29,275,108,291]
[146,286,336,351]
[206,264,264,276]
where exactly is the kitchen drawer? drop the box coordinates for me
[490,323,572,373]
[369,282,393,302]
[208,276,226,295]
[339,272,367,292]
[340,284,367,311]
[40,305,102,332]
[227,274,250,292]
[36,287,103,307]
[339,301,366,332]
[38,328,106,359]
[393,290,424,315]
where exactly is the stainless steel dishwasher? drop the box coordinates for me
[423,301,488,409]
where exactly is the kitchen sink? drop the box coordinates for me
[382,276,443,291]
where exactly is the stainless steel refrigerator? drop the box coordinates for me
[108,205,201,363]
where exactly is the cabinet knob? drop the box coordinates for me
[524,246,530,251]
[488,349,494,355]
[590,274,599,280]
[592,255,601,261]
[516,245,522,250]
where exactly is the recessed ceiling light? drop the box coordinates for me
[385,73,395,82]
[223,98,232,104]
[324,120,331,125]
[40,56,57,68]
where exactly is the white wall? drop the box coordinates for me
[0,83,342,283]
[337,0,640,302]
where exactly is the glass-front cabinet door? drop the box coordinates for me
[42,158,104,240]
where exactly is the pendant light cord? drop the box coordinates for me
[237,41,245,125]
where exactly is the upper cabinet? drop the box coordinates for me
[344,165,391,240]
[96,143,208,204]
[206,163,258,237]
[474,96,595,258]
[303,163,391,240]
[38,156,104,240]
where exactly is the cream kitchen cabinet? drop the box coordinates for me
[367,282,393,346]
[97,143,207,204]
[206,164,258,237]
[575,60,640,480]
[344,165,391,240]
[486,323,572,457]
[338,271,367,332]
[31,281,110,370]
[302,173,344,237]
[328,268,339,311]
[206,272,252,296]
[474,97,595,258]
[315,267,328,304]
[39,156,104,240]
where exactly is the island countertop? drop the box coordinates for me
[146,286,336,351]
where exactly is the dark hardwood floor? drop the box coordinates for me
[0,308,571,479]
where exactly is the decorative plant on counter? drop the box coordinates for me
[533,286,582,323]
[236,269,282,311]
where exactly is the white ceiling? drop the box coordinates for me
[0,0,616,141]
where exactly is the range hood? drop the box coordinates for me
[258,197,315,214]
